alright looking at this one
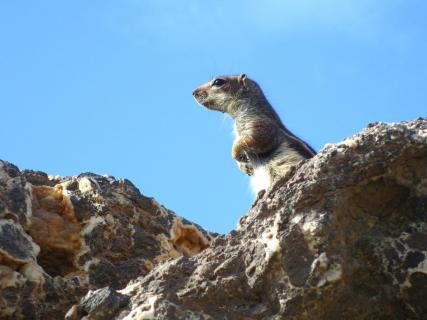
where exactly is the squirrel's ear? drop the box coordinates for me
[239,74,250,90]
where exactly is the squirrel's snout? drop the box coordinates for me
[192,88,207,101]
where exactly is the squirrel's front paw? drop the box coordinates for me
[232,143,248,162]
[237,161,254,176]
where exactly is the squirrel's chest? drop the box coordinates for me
[233,121,248,138]
[233,115,259,138]
[233,123,240,139]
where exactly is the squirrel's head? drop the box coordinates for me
[193,74,262,115]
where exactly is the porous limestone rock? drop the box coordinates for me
[1,118,426,319]
[0,163,213,319]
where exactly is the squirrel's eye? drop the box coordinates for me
[212,78,226,87]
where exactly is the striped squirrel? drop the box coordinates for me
[193,74,316,194]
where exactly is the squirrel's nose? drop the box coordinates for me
[193,88,207,100]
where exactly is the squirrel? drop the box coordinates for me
[193,74,316,194]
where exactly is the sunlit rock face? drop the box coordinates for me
[1,118,427,319]
[0,162,212,319]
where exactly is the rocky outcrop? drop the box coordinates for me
[0,165,213,319]
[1,118,427,319]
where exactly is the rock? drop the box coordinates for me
[65,287,129,320]
[0,118,426,319]
[0,161,213,319]
[0,220,40,266]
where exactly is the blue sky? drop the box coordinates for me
[1,1,426,233]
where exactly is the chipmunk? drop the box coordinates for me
[193,74,316,194]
